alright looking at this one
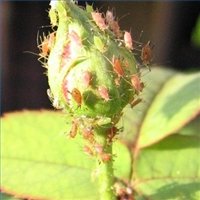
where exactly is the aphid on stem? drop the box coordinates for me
[94,143,104,154]
[82,127,95,143]
[100,152,112,163]
[107,126,118,143]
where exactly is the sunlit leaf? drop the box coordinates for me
[1,111,131,200]
[133,134,200,200]
[138,71,200,147]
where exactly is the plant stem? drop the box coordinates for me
[95,128,116,200]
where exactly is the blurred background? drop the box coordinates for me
[1,1,200,114]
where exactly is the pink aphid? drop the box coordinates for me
[106,10,115,25]
[82,71,92,87]
[124,31,133,50]
[91,11,108,31]
[131,75,144,93]
[98,86,110,101]
[83,145,94,156]
[112,56,124,77]
[62,31,82,61]
[100,153,111,163]
[94,143,103,154]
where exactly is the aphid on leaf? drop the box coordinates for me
[83,145,94,156]
[82,71,92,87]
[130,98,142,108]
[112,56,124,77]
[69,119,78,138]
[98,86,110,101]
[91,11,108,31]
[124,31,133,50]
[71,88,82,107]
[131,75,144,93]
[141,41,152,66]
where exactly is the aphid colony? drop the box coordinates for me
[42,2,150,163]
[91,9,153,66]
[68,117,118,162]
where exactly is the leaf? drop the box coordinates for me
[1,111,131,200]
[179,115,200,136]
[120,67,200,147]
[137,71,200,148]
[133,134,200,200]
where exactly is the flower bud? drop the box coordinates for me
[41,0,143,128]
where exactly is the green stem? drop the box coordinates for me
[95,128,116,200]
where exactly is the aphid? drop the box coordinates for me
[115,183,134,200]
[91,11,108,31]
[83,145,94,156]
[39,32,55,58]
[111,20,121,38]
[69,120,78,138]
[141,41,152,66]
[105,10,121,38]
[82,71,92,87]
[71,88,82,107]
[107,126,118,143]
[82,127,94,143]
[98,86,110,101]
[105,10,115,24]
[130,98,142,108]
[112,56,124,77]
[131,75,144,93]
[124,31,133,50]
[94,143,103,154]
[94,36,106,53]
[100,152,111,162]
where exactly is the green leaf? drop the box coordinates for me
[1,111,131,200]
[137,70,200,148]
[133,134,200,200]
[179,116,200,136]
